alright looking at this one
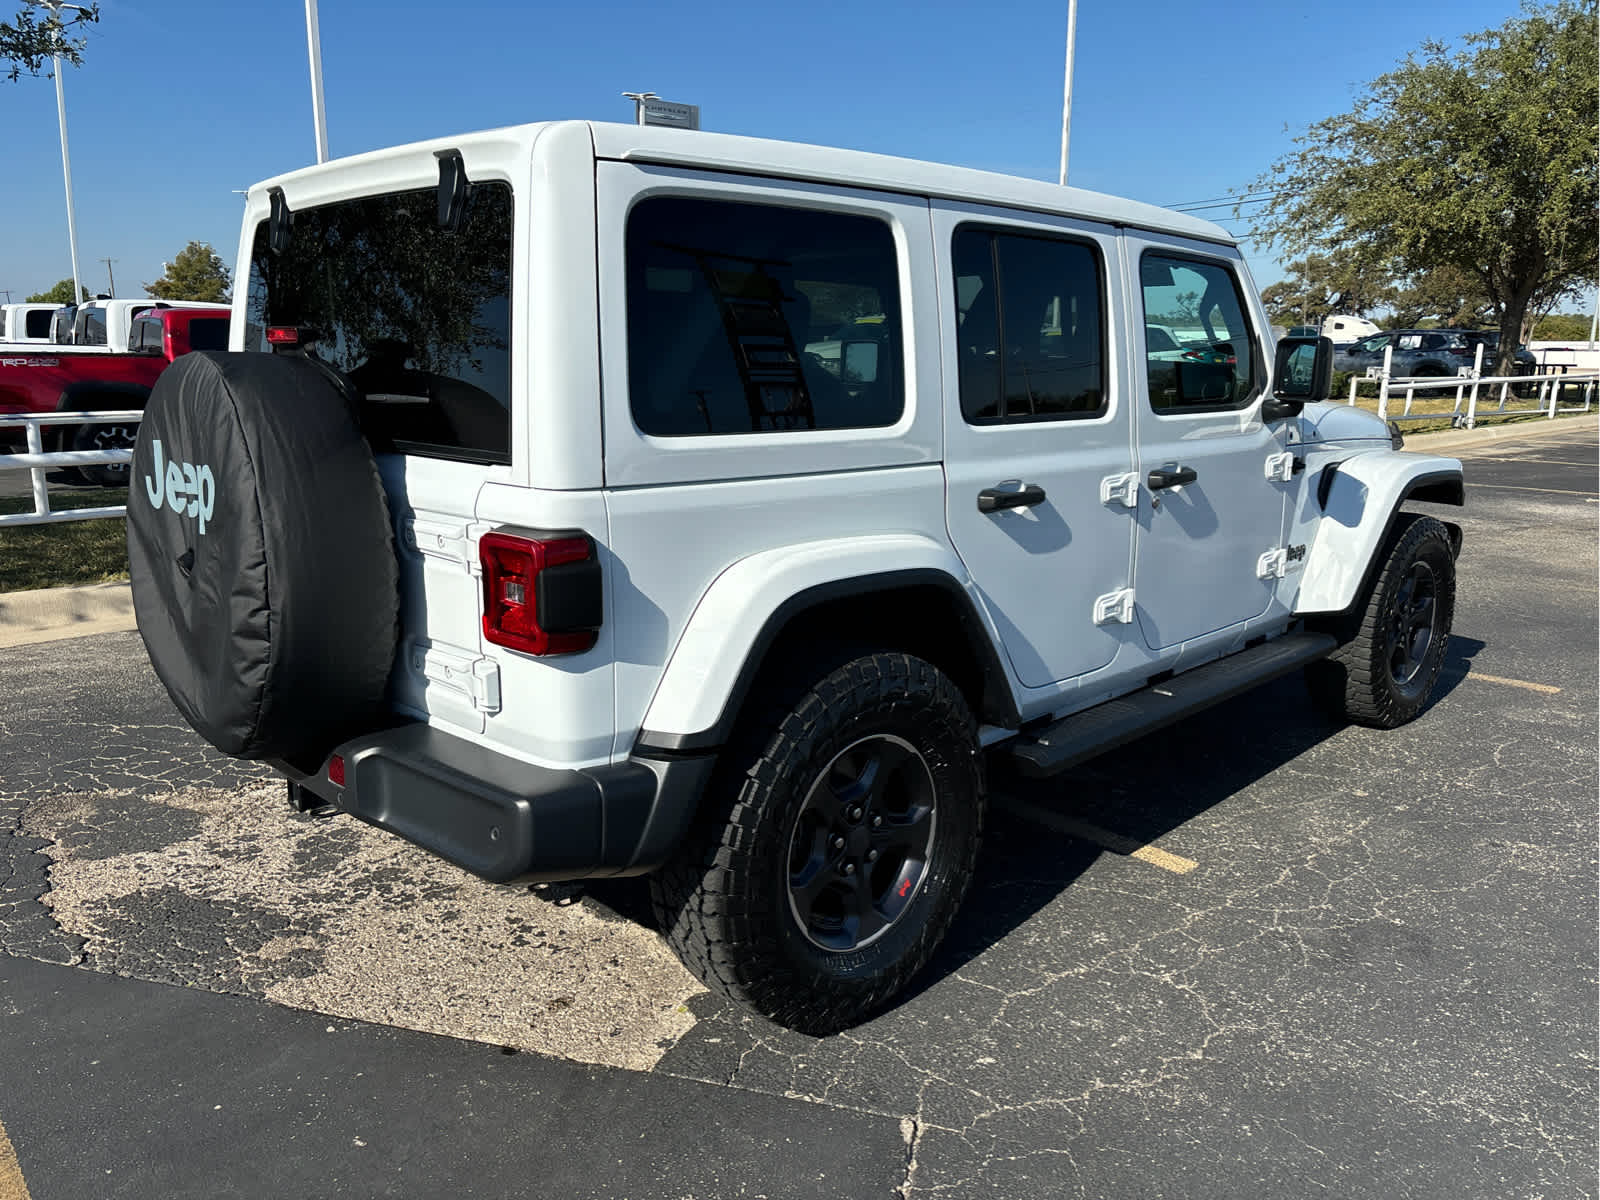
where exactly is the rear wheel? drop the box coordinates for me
[1306,514,1456,728]
[651,651,984,1033]
[72,420,139,487]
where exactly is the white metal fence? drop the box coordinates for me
[2,352,1595,530]
[0,410,141,527]
[1347,344,1598,429]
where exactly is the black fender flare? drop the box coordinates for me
[635,568,1019,755]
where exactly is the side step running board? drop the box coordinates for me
[1008,632,1338,779]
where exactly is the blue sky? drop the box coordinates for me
[0,0,1545,303]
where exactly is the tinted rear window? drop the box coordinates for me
[243,182,513,464]
[187,318,229,351]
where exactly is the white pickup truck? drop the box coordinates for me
[0,302,63,346]
[41,297,222,353]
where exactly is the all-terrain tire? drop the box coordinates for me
[650,652,984,1034]
[1305,513,1456,728]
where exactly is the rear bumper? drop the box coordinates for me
[277,723,714,885]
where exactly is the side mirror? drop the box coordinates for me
[1264,335,1332,420]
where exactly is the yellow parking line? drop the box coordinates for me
[1448,669,1562,695]
[994,796,1198,875]
[0,1118,33,1200]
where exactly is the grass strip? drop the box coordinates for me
[0,485,130,593]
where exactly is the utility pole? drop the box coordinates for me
[100,257,116,297]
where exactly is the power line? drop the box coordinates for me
[1164,188,1280,208]
[1173,195,1281,214]
[1165,189,1288,213]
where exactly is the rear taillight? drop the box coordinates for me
[479,530,601,656]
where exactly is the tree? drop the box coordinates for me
[2,2,98,81]
[145,241,232,303]
[25,277,88,303]
[1259,253,1395,325]
[1247,2,1599,374]
[1530,312,1595,340]
[1384,265,1495,328]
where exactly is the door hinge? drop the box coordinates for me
[1264,452,1296,482]
[402,516,473,570]
[410,640,503,714]
[1256,544,1308,580]
[1093,587,1136,624]
[1099,471,1139,508]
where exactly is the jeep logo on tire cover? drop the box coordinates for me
[142,438,216,534]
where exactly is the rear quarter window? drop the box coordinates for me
[625,196,904,436]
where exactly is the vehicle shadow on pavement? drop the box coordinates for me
[897,631,1488,1010]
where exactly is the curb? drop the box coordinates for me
[0,581,137,648]
[1400,411,1597,454]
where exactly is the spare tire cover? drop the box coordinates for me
[128,351,398,761]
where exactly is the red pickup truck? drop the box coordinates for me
[0,304,230,485]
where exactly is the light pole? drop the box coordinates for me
[32,0,90,305]
[304,0,329,163]
[1057,0,1078,185]
[622,91,659,125]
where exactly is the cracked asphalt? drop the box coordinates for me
[0,420,1595,1199]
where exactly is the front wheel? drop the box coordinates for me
[651,652,984,1033]
[1306,514,1457,728]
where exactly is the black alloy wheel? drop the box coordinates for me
[1385,560,1438,688]
[786,733,937,953]
[73,421,137,486]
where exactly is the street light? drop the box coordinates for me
[304,0,329,163]
[1057,0,1078,185]
[622,91,659,126]
[29,0,91,305]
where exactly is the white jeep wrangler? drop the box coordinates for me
[127,122,1463,1033]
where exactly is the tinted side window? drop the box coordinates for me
[953,227,1106,423]
[1140,253,1257,413]
[187,318,229,351]
[24,310,52,338]
[244,182,513,464]
[131,319,160,352]
[80,308,108,346]
[626,196,903,436]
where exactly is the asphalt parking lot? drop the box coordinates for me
[1,419,1595,1199]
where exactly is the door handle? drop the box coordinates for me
[977,484,1047,513]
[1147,466,1198,491]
